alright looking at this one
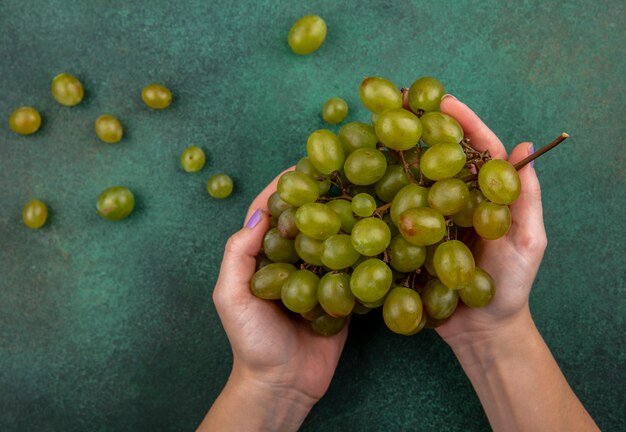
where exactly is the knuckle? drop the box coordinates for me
[517,230,547,253]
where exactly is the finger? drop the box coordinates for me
[215,209,270,300]
[507,142,547,253]
[244,166,296,224]
[440,95,508,160]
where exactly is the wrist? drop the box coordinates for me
[447,307,537,369]
[225,363,317,430]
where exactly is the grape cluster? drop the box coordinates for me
[251,76,523,336]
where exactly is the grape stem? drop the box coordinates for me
[374,202,392,216]
[397,150,419,184]
[460,132,570,182]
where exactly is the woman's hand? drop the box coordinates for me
[435,95,546,350]
[199,170,348,432]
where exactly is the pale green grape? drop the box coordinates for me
[374,108,422,151]
[318,272,355,317]
[295,203,341,240]
[351,217,391,256]
[350,258,393,303]
[359,77,402,113]
[250,263,296,299]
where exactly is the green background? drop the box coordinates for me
[1,0,624,430]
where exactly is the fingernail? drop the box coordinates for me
[529,144,535,168]
[441,94,457,101]
[246,208,263,228]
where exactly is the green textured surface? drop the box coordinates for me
[1,1,624,430]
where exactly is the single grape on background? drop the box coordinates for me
[180,146,206,173]
[142,83,172,109]
[322,97,348,124]
[51,73,84,106]
[9,107,41,135]
[97,186,135,221]
[95,114,123,143]
[22,200,48,229]
[207,174,233,199]
[288,15,327,55]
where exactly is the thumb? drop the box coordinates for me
[507,142,547,253]
[213,209,269,304]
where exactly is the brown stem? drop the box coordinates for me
[460,132,569,182]
[375,202,392,217]
[397,150,418,184]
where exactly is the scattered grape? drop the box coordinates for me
[9,107,41,135]
[95,114,123,143]
[97,186,135,221]
[322,97,348,124]
[288,15,327,55]
[22,200,48,229]
[51,73,84,106]
[142,83,172,109]
[207,174,233,199]
[180,146,206,173]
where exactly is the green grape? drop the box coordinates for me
[288,15,327,55]
[350,258,392,303]
[322,97,348,124]
[281,270,319,313]
[255,252,273,271]
[460,267,496,308]
[9,106,42,135]
[97,186,135,220]
[317,272,355,317]
[306,130,345,174]
[351,217,391,256]
[296,157,331,194]
[370,112,379,125]
[408,76,445,113]
[433,240,475,288]
[419,143,467,180]
[346,183,377,198]
[277,171,320,206]
[388,235,426,272]
[250,263,296,299]
[375,165,410,203]
[477,159,521,205]
[321,234,361,269]
[338,122,378,155]
[22,200,48,229]
[452,189,486,227]
[263,228,299,263]
[51,73,84,106]
[398,207,446,246]
[142,83,172,109]
[360,294,388,309]
[405,308,428,335]
[95,114,123,143]
[422,278,459,319]
[428,178,470,216]
[383,287,423,335]
[390,184,429,226]
[270,215,279,228]
[326,199,357,233]
[267,192,292,217]
[359,77,403,113]
[207,174,234,199]
[295,203,341,240]
[423,243,440,276]
[351,193,377,217]
[352,302,373,314]
[295,233,324,265]
[374,108,422,151]
[473,201,511,240]
[300,304,326,321]
[402,147,422,178]
[277,207,299,239]
[343,148,387,185]
[310,313,346,336]
[420,112,464,146]
[180,146,206,173]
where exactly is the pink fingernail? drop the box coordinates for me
[246,208,263,228]
[441,94,457,101]
[529,144,535,168]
